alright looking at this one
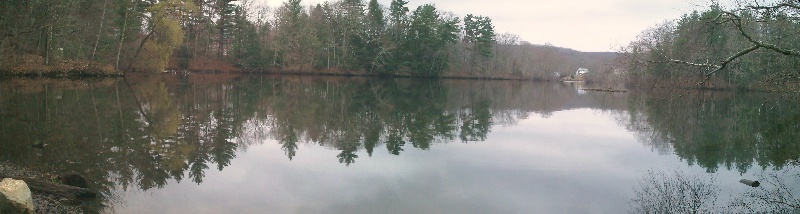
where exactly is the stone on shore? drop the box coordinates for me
[58,172,88,188]
[0,178,35,214]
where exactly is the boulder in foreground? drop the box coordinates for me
[0,178,35,214]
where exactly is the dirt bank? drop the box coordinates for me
[1,55,122,77]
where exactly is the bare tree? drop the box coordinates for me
[728,169,800,213]
[630,169,719,214]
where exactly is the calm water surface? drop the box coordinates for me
[1,75,798,213]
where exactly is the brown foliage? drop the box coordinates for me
[1,54,121,76]
[0,78,118,94]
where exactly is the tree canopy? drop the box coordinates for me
[0,0,614,80]
[620,0,800,91]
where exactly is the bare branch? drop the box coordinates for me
[749,3,800,11]
[695,9,800,86]
[723,11,800,57]
[698,44,760,86]
[665,59,720,68]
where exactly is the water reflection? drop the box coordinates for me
[1,75,798,212]
[623,91,800,213]
[629,167,800,213]
[622,91,800,173]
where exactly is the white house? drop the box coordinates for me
[575,68,589,76]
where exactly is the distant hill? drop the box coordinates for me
[498,43,620,80]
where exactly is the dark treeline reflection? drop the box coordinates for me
[235,77,625,162]
[3,75,800,212]
[0,75,624,212]
[623,91,800,173]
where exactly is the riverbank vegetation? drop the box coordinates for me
[0,0,615,79]
[619,0,800,91]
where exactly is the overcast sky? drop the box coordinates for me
[255,0,710,52]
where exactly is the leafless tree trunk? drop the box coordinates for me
[116,0,135,70]
[91,0,109,67]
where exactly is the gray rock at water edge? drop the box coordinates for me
[0,178,35,214]
[58,172,88,188]
[739,179,760,187]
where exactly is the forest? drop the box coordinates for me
[3,0,798,88]
[0,0,615,80]
[619,0,800,91]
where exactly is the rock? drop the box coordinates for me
[739,179,760,187]
[57,172,88,188]
[0,178,35,214]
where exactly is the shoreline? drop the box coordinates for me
[2,70,795,93]
[1,69,548,82]
[0,163,83,213]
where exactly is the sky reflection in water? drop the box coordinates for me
[2,76,796,213]
[119,108,757,214]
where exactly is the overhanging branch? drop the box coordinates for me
[665,59,720,68]
[723,11,800,57]
[695,10,800,86]
[698,44,760,85]
[749,3,800,10]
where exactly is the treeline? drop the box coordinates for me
[0,0,615,79]
[240,0,491,77]
[620,1,800,90]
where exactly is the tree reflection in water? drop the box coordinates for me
[622,91,800,173]
[5,75,606,212]
[3,74,799,213]
[623,90,800,213]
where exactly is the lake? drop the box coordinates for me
[1,74,799,213]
